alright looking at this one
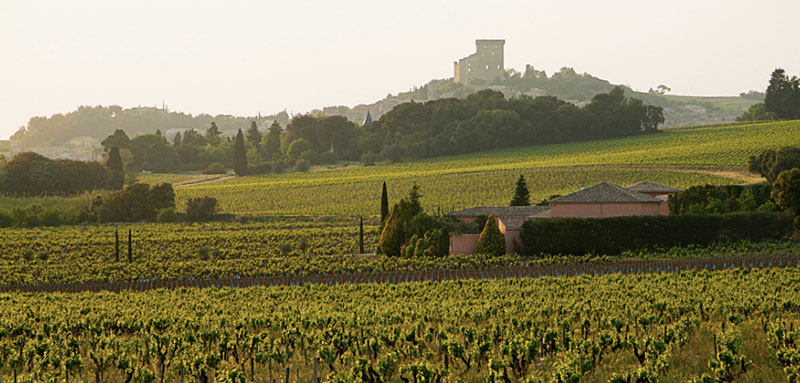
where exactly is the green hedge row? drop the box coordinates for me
[520,212,794,256]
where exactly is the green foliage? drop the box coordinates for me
[771,168,800,215]
[747,146,800,183]
[380,181,389,222]
[295,159,311,172]
[205,162,226,174]
[764,68,800,120]
[287,139,314,160]
[475,213,506,256]
[155,207,178,223]
[669,184,773,214]
[4,152,112,196]
[233,128,249,176]
[246,120,261,150]
[94,182,176,223]
[186,196,218,222]
[521,212,793,256]
[510,174,531,206]
[106,146,125,190]
[736,102,775,122]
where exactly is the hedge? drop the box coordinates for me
[520,212,794,256]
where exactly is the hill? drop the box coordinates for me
[8,69,761,150]
[173,120,797,216]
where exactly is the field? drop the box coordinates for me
[177,120,800,216]
[1,267,798,383]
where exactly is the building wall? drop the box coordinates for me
[454,40,505,85]
[450,234,480,255]
[550,202,663,218]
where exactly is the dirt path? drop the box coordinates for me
[174,175,236,188]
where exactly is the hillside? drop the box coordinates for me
[173,120,796,216]
[7,69,761,151]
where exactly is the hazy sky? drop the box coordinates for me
[2,0,799,140]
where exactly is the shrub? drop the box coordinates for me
[475,213,506,256]
[186,196,218,222]
[360,152,378,166]
[521,212,793,256]
[295,159,311,172]
[205,162,226,174]
[0,210,11,228]
[156,207,178,223]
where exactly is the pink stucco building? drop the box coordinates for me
[450,181,679,255]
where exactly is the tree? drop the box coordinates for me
[287,139,314,160]
[150,183,175,211]
[261,121,282,158]
[510,174,531,206]
[642,105,664,133]
[246,121,262,150]
[771,168,800,215]
[378,199,412,257]
[143,141,180,173]
[233,129,249,176]
[655,84,671,95]
[381,181,389,222]
[764,68,800,120]
[748,147,800,183]
[106,147,125,190]
[172,131,182,146]
[736,103,774,122]
[474,213,506,256]
[186,196,218,222]
[101,129,131,152]
[206,122,222,146]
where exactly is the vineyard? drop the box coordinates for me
[176,120,798,216]
[1,267,799,382]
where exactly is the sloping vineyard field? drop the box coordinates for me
[1,267,798,382]
[179,120,799,216]
[179,168,731,216]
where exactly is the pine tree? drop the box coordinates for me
[247,121,262,150]
[381,181,389,222]
[206,122,222,146]
[233,129,249,176]
[510,174,531,206]
[106,147,125,190]
[475,213,506,256]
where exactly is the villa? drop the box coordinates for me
[449,181,680,254]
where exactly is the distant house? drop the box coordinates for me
[450,181,679,254]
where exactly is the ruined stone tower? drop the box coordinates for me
[454,39,505,85]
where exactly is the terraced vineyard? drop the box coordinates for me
[179,120,800,215]
[2,267,798,383]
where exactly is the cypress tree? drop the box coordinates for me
[510,174,531,206]
[359,217,364,254]
[115,229,120,262]
[475,213,506,256]
[233,128,249,176]
[247,121,262,150]
[380,181,389,222]
[107,147,125,190]
[127,229,133,263]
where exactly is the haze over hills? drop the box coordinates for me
[4,65,761,157]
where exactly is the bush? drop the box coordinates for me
[360,152,378,166]
[295,159,311,172]
[475,213,506,256]
[0,210,11,228]
[521,212,794,256]
[156,207,178,223]
[186,196,218,222]
[204,162,226,174]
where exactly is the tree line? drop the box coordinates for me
[738,68,800,122]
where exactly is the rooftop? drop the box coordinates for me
[549,182,662,204]
[451,206,550,218]
[625,181,681,194]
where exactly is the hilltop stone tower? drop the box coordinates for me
[454,39,505,85]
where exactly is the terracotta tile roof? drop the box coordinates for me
[549,182,662,204]
[451,206,550,218]
[498,211,551,230]
[625,181,681,194]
